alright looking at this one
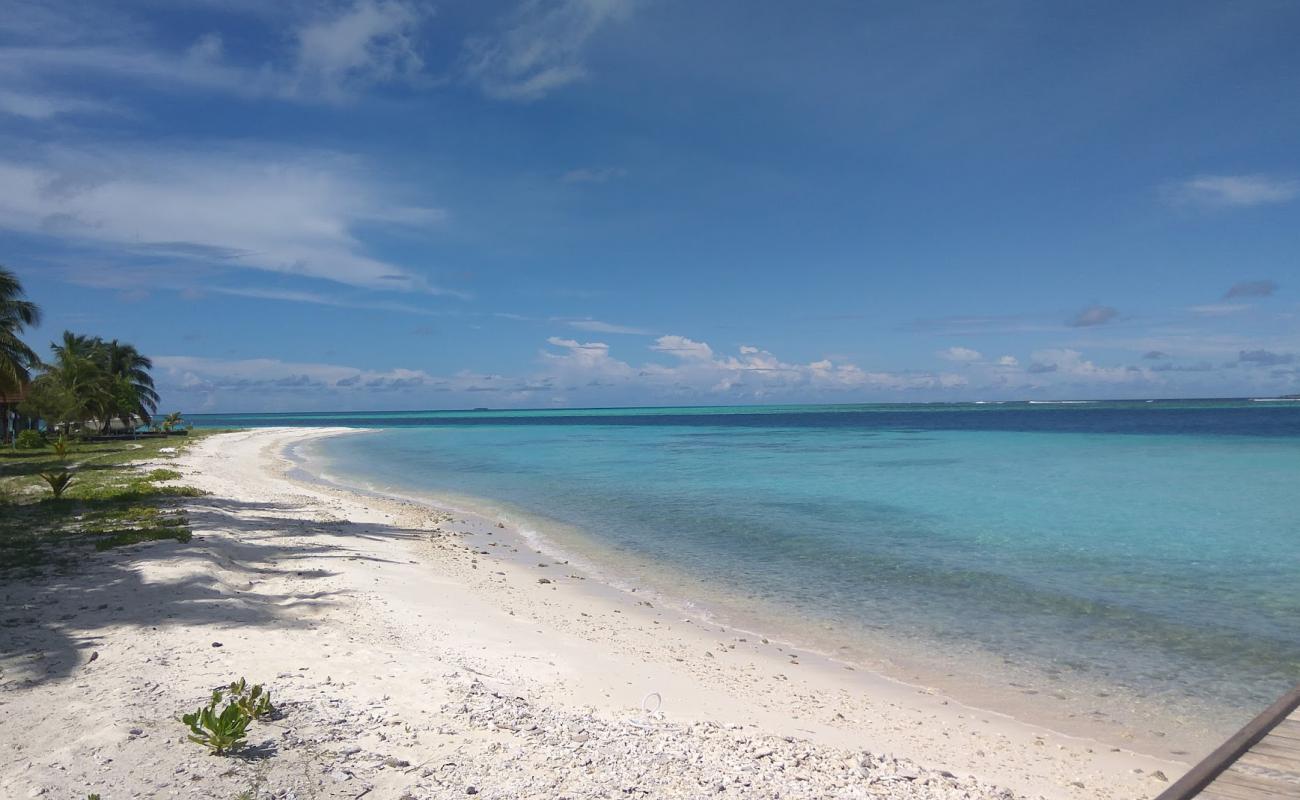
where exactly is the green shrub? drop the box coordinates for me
[181,679,278,756]
[228,677,275,720]
[14,430,46,449]
[182,691,250,755]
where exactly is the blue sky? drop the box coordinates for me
[1,0,1298,411]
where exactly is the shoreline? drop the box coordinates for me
[295,425,1230,758]
[277,426,1190,795]
[1,427,1189,799]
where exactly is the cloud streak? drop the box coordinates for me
[460,0,635,101]
[0,144,453,292]
[1166,174,1299,208]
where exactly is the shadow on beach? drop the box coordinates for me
[0,494,424,687]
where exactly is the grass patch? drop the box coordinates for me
[0,430,233,574]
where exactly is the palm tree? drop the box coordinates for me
[44,334,111,432]
[105,339,158,430]
[0,267,41,443]
[0,267,41,394]
[43,332,160,434]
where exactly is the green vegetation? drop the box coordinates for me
[183,691,252,755]
[2,265,174,441]
[20,331,160,435]
[38,469,74,498]
[14,429,45,449]
[182,679,279,755]
[0,265,41,398]
[0,434,216,574]
[227,677,276,720]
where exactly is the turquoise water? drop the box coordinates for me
[195,401,1300,734]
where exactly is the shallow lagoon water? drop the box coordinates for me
[196,401,1300,740]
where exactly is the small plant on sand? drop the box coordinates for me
[39,469,74,498]
[227,677,275,720]
[181,678,279,755]
[182,690,250,755]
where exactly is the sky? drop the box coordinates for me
[1,0,1298,412]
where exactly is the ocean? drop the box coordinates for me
[193,400,1300,744]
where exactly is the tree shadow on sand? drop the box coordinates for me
[0,495,428,687]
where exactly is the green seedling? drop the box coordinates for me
[228,677,275,720]
[39,470,74,499]
[182,691,250,755]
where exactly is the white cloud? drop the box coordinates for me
[651,335,714,360]
[939,346,981,362]
[0,1,432,104]
[1166,174,1299,208]
[1027,349,1141,383]
[157,336,1279,412]
[291,0,427,100]
[0,88,115,119]
[0,144,452,292]
[153,355,438,410]
[564,318,653,334]
[460,0,635,101]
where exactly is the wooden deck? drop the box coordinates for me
[1156,684,1300,800]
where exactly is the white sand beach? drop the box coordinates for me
[0,428,1190,799]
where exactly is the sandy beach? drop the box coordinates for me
[0,427,1189,799]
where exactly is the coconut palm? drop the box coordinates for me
[41,331,161,433]
[105,339,158,429]
[0,267,41,443]
[0,266,41,395]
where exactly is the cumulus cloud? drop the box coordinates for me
[460,0,635,100]
[1166,174,1299,208]
[156,335,1220,411]
[1027,349,1140,383]
[1223,279,1279,299]
[651,335,714,360]
[938,346,981,362]
[0,144,450,291]
[1067,304,1119,328]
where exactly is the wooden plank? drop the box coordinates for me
[1195,783,1268,800]
[1243,738,1300,764]
[1155,684,1300,800]
[1236,750,1300,775]
[1212,769,1300,799]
